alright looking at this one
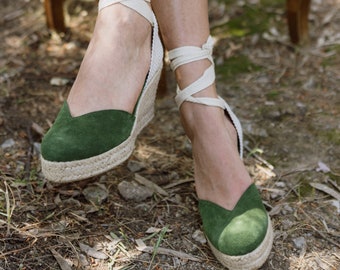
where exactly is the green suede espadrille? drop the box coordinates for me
[199,184,273,269]
[41,0,163,183]
[168,36,273,269]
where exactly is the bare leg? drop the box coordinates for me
[152,0,252,210]
[67,3,151,116]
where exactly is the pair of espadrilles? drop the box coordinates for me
[41,1,273,269]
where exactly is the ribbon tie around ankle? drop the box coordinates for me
[168,36,244,158]
[168,36,225,110]
[98,0,153,25]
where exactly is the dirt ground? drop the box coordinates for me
[0,0,339,269]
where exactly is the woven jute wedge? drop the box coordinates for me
[41,0,163,183]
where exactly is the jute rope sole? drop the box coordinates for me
[41,68,162,183]
[208,216,273,270]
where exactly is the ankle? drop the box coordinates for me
[180,104,220,139]
[178,81,224,137]
[175,59,212,90]
[97,4,151,46]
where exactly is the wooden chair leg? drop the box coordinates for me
[44,0,66,32]
[299,0,311,43]
[286,0,311,44]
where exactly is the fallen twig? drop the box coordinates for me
[244,145,274,170]
[163,178,195,189]
[136,239,201,262]
[24,125,34,193]
[0,243,33,259]
[0,180,15,236]
[299,207,340,249]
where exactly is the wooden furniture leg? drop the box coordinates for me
[44,0,66,33]
[286,0,311,44]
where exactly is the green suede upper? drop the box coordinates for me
[199,184,268,256]
[41,102,135,162]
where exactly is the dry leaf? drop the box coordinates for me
[135,173,169,197]
[310,183,340,201]
[79,242,108,260]
[50,248,73,270]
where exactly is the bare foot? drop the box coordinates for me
[67,4,151,117]
[176,61,252,211]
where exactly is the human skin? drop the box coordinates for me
[66,0,252,210]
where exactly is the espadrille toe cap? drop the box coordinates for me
[199,184,268,256]
[41,102,135,162]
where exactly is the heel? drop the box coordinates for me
[135,67,163,135]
